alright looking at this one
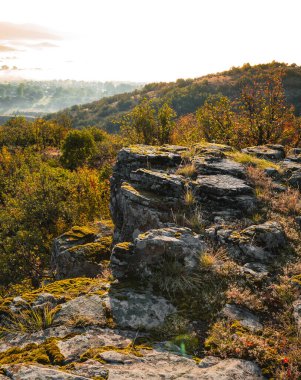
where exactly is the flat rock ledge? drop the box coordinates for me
[1,356,264,380]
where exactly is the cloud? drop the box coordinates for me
[31,42,59,49]
[0,22,61,41]
[0,44,17,52]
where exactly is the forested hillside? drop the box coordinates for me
[49,62,301,132]
[0,80,142,116]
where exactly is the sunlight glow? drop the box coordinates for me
[0,0,300,82]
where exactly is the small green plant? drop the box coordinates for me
[184,205,204,233]
[172,333,199,355]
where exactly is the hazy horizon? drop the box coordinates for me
[0,0,300,82]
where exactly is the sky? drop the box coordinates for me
[0,0,300,82]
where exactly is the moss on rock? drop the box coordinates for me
[0,339,65,366]
[79,344,152,363]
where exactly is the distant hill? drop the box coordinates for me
[48,62,301,133]
[0,80,143,116]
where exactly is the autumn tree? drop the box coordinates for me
[238,72,295,146]
[171,113,201,146]
[196,95,235,144]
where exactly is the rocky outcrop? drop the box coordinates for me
[110,145,256,243]
[51,222,113,279]
[4,142,300,379]
[239,144,301,189]
[192,157,246,178]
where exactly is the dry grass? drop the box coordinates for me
[184,187,195,206]
[176,164,197,178]
[273,188,301,215]
[247,166,301,215]
[247,166,273,203]
[200,246,228,269]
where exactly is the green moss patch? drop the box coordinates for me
[67,236,112,262]
[21,277,108,303]
[80,344,152,363]
[0,338,65,366]
[63,226,97,241]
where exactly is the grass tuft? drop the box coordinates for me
[0,304,59,333]
[176,164,197,178]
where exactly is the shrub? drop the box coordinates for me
[61,129,95,170]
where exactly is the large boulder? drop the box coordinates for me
[52,222,113,279]
[209,221,287,265]
[53,288,176,333]
[242,144,285,160]
[111,227,206,280]
[53,295,106,326]
[286,148,301,163]
[221,304,263,332]
[103,289,176,331]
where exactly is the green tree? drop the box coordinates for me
[120,99,157,145]
[157,103,177,145]
[61,129,95,170]
[119,99,176,145]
